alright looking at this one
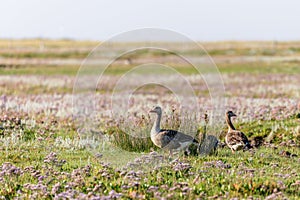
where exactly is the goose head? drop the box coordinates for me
[149,106,162,115]
[226,111,237,118]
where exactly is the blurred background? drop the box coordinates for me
[0,0,299,122]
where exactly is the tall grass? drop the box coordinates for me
[106,108,203,153]
[108,127,157,152]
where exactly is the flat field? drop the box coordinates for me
[0,39,299,199]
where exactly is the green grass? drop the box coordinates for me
[1,40,300,199]
[1,141,299,199]
[0,61,299,76]
[1,116,299,198]
[0,51,89,59]
[218,61,300,74]
[0,64,80,76]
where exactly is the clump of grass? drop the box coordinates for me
[22,128,36,141]
[106,127,156,152]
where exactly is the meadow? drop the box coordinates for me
[0,39,299,199]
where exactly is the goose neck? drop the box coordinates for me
[152,112,161,134]
[226,115,236,131]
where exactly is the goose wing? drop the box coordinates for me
[159,129,198,148]
[227,130,250,147]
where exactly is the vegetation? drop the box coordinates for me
[0,40,299,199]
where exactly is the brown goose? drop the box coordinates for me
[149,106,199,156]
[225,111,251,153]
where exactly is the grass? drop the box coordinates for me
[0,139,299,199]
[0,40,300,199]
[0,61,300,76]
[0,51,89,59]
[0,64,80,76]
[1,39,300,57]
[0,39,97,48]
[1,112,299,198]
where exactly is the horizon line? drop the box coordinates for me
[1,37,300,43]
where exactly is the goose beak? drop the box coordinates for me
[149,109,156,113]
[231,113,237,117]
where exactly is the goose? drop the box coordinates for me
[225,111,251,153]
[149,106,199,156]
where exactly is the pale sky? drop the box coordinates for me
[1,0,300,41]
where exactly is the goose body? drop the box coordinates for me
[225,111,251,153]
[149,106,198,154]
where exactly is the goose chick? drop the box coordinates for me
[149,106,198,156]
[225,111,251,153]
